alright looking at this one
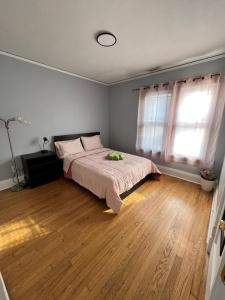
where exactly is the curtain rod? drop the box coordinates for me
[132,73,221,91]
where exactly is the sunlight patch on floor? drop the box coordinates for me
[123,191,146,207]
[0,217,49,251]
[104,208,115,214]
[104,191,146,213]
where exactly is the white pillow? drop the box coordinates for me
[81,135,103,151]
[54,138,84,158]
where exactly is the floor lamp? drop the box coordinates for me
[0,116,31,192]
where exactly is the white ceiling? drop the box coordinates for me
[0,0,225,85]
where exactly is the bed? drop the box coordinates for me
[53,132,160,213]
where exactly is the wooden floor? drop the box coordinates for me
[0,175,211,300]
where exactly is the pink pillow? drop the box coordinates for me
[54,138,84,158]
[81,135,103,151]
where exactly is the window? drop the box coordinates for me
[136,74,225,168]
[171,86,214,162]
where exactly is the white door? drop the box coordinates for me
[210,253,225,300]
[206,200,225,299]
[207,157,225,254]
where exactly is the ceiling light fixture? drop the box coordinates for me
[96,32,117,47]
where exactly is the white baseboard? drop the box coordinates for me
[0,176,24,191]
[206,186,218,253]
[157,165,201,184]
[0,272,10,300]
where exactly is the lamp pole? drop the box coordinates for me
[0,117,30,191]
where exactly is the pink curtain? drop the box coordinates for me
[136,84,172,160]
[136,73,225,169]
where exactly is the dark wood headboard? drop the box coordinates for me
[53,131,100,143]
[53,132,100,174]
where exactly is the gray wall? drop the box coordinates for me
[0,54,109,180]
[109,58,225,176]
[1,53,225,181]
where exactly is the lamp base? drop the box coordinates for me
[40,150,48,154]
[10,184,24,192]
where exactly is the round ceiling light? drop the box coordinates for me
[96,32,117,47]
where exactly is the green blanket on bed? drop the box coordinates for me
[106,151,125,161]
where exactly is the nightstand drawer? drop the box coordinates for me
[27,155,56,167]
[29,161,59,175]
[29,172,59,188]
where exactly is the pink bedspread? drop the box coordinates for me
[64,148,160,213]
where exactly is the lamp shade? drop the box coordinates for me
[43,137,49,143]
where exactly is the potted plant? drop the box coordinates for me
[200,169,216,192]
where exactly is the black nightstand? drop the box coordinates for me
[21,151,60,188]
